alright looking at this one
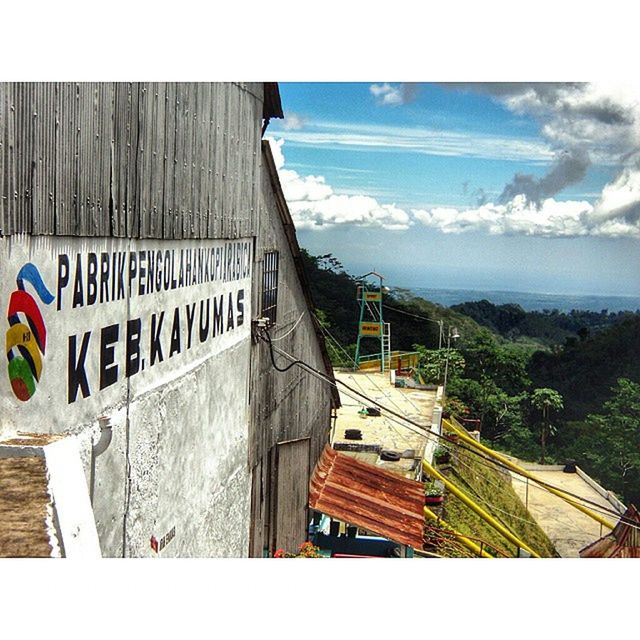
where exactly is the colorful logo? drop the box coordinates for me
[6,263,54,401]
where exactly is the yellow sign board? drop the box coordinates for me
[359,322,382,337]
[364,292,381,302]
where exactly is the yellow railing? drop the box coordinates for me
[443,417,615,530]
[424,506,494,558]
[357,351,419,371]
[422,459,541,557]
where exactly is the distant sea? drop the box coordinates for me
[407,287,640,313]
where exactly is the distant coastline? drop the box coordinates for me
[405,287,640,313]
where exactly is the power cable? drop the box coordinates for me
[261,329,305,373]
[258,329,637,530]
[316,321,357,366]
[364,299,380,321]
[315,309,431,424]
[448,452,557,533]
[451,439,635,527]
[264,328,622,517]
[263,330,435,440]
[270,311,305,342]
[382,303,443,326]
[317,319,435,421]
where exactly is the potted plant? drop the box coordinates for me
[273,541,323,558]
[433,446,450,464]
[424,481,444,505]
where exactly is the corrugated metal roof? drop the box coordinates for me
[309,445,425,549]
[580,504,640,558]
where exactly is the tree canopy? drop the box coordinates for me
[301,249,640,505]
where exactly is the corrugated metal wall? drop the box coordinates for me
[0,82,263,239]
[250,151,333,468]
[248,144,334,556]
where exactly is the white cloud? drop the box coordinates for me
[268,131,640,239]
[413,192,640,239]
[290,196,411,231]
[279,169,333,202]
[274,119,553,163]
[269,137,286,170]
[370,83,404,106]
[369,83,418,106]
[412,197,594,236]
[454,82,640,236]
[281,112,307,130]
[495,82,640,166]
[267,137,412,231]
[591,167,640,223]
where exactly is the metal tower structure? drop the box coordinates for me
[354,271,388,371]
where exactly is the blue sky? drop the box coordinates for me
[266,82,640,297]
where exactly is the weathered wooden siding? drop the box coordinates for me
[248,143,334,556]
[249,148,333,467]
[274,439,311,554]
[0,82,263,239]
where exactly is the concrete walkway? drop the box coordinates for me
[509,465,624,557]
[332,370,436,479]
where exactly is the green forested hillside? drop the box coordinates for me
[528,315,640,420]
[302,250,640,507]
[451,298,637,347]
[300,250,485,353]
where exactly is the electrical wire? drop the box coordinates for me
[269,311,305,342]
[289,326,637,540]
[344,369,426,424]
[264,331,436,440]
[316,309,431,422]
[261,329,305,372]
[382,303,444,328]
[316,321,357,366]
[364,300,380,322]
[258,329,638,531]
[335,370,425,451]
[447,452,556,534]
[451,439,636,527]
[264,329,618,513]
[316,312,446,425]
[317,320,437,425]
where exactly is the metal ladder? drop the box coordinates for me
[382,323,391,371]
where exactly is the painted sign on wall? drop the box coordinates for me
[1,236,253,431]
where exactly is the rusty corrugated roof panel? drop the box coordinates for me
[309,445,425,549]
[580,504,640,558]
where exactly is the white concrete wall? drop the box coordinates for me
[1,234,253,557]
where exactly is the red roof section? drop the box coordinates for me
[309,445,425,549]
[580,504,640,558]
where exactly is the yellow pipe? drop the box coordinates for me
[424,506,494,558]
[423,459,541,557]
[443,418,615,530]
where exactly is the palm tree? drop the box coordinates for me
[531,388,564,464]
